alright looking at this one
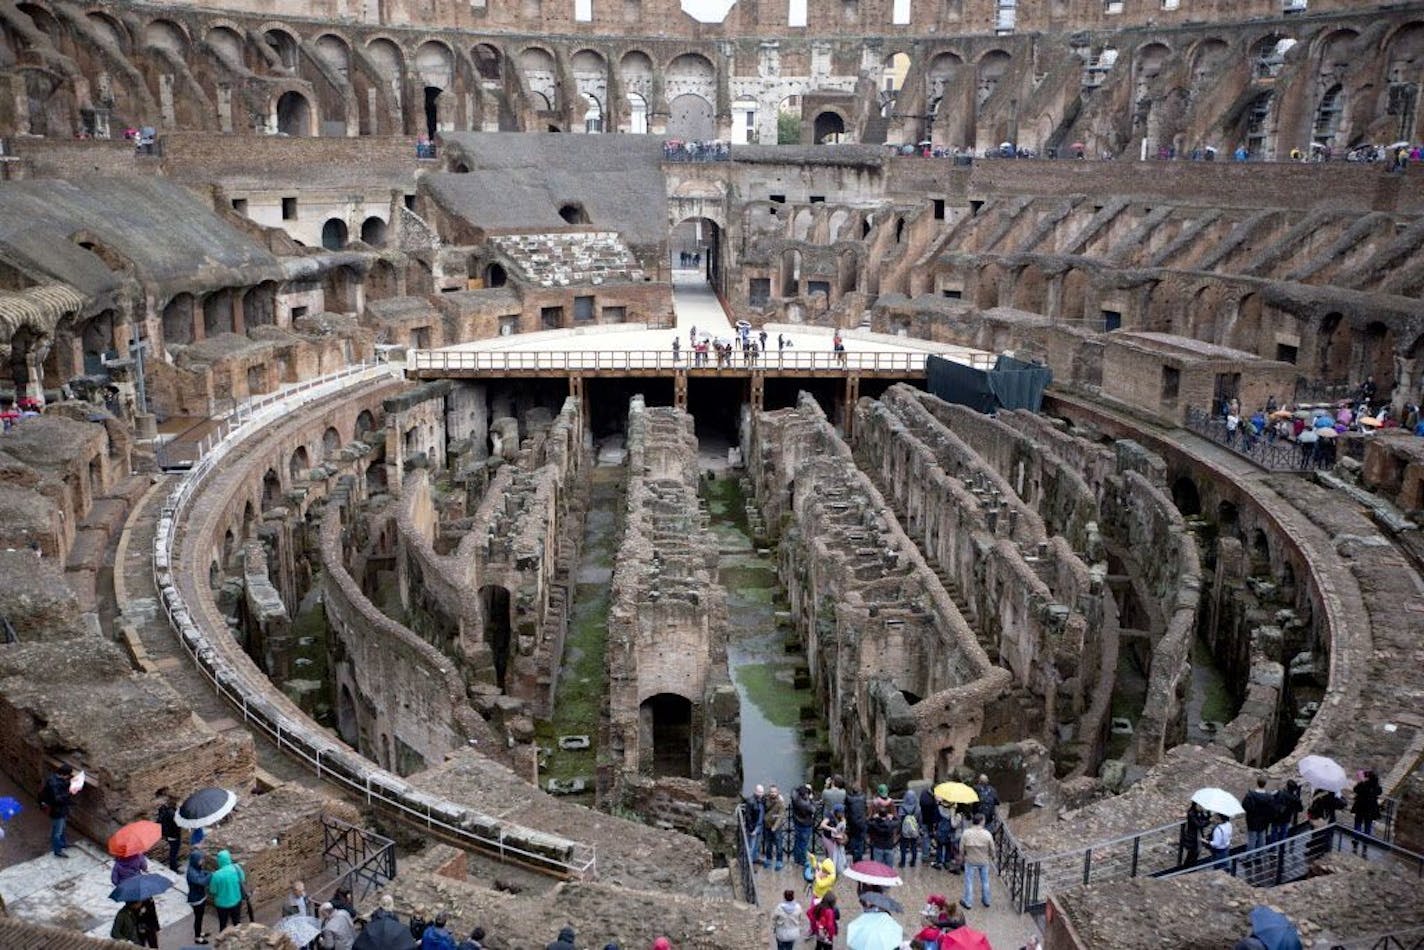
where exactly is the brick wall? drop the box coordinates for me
[161,134,421,187]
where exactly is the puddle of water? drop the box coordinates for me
[1187,634,1238,744]
[706,473,816,796]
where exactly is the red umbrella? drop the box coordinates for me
[842,859,903,887]
[108,820,162,859]
[939,926,993,950]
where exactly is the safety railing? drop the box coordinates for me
[1158,824,1424,887]
[150,361,598,880]
[1327,925,1424,950]
[409,348,994,375]
[1183,405,1333,472]
[1001,818,1195,913]
[733,804,760,907]
[322,814,397,904]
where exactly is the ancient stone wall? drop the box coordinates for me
[854,386,1114,780]
[751,393,1010,787]
[604,397,738,810]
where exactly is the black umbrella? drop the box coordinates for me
[175,787,238,829]
[353,915,418,950]
[109,873,172,903]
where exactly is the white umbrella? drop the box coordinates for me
[1191,787,1244,818]
[276,915,322,947]
[1386,141,1410,150]
[69,771,86,795]
[1299,755,1349,793]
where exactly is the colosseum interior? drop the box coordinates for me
[0,0,1423,946]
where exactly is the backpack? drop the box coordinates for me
[900,813,919,839]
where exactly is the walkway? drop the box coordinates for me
[755,857,1039,947]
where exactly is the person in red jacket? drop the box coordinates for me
[807,892,839,950]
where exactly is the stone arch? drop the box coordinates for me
[261,467,282,510]
[354,409,377,441]
[827,208,851,242]
[364,37,403,80]
[243,282,278,329]
[1170,475,1201,517]
[1360,321,1397,392]
[484,262,507,287]
[161,293,195,347]
[360,216,387,248]
[641,692,695,777]
[926,51,964,114]
[1190,37,1231,83]
[143,18,188,55]
[792,208,814,242]
[471,43,501,81]
[262,27,299,71]
[86,11,129,51]
[1134,41,1172,80]
[202,288,235,337]
[367,259,398,302]
[518,45,557,114]
[321,217,349,250]
[837,247,858,294]
[289,445,310,481]
[1060,268,1088,322]
[1229,293,1263,354]
[314,33,350,80]
[781,248,802,294]
[976,49,1013,108]
[275,89,312,136]
[976,262,1004,310]
[1012,265,1048,314]
[323,426,342,457]
[1312,83,1345,148]
[414,38,454,89]
[813,110,846,144]
[205,25,246,69]
[1317,312,1350,382]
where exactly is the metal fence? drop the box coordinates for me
[1158,824,1424,888]
[150,361,599,880]
[409,348,994,375]
[1183,405,1332,472]
[322,814,397,903]
[1327,926,1424,950]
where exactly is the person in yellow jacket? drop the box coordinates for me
[808,856,837,902]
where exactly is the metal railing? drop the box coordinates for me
[1183,405,1333,472]
[1158,824,1424,887]
[1000,817,1188,912]
[1328,925,1424,950]
[732,804,760,907]
[409,348,993,375]
[322,815,397,904]
[150,361,599,880]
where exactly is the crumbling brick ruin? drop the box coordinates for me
[2,0,1424,945]
[604,398,740,823]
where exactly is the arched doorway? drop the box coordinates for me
[670,217,724,296]
[275,91,311,136]
[641,692,695,777]
[360,216,387,247]
[813,111,845,144]
[321,219,349,250]
[479,585,512,689]
[423,86,442,139]
[667,94,714,140]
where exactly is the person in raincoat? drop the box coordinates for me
[808,855,837,902]
[186,850,212,945]
[111,901,147,946]
[209,849,247,932]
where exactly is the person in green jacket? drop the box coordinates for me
[209,849,247,932]
[111,901,145,945]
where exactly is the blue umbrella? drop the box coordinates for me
[109,873,172,903]
[1249,906,1302,950]
[0,796,21,820]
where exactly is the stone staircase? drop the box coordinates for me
[490,231,646,288]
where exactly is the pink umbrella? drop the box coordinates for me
[842,859,903,887]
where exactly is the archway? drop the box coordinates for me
[290,445,310,481]
[670,217,724,295]
[360,216,387,247]
[423,86,442,139]
[813,111,845,144]
[162,293,195,346]
[321,218,349,250]
[484,262,508,287]
[261,468,282,510]
[641,692,694,777]
[479,585,512,689]
[355,409,376,441]
[275,90,311,136]
[337,685,358,746]
[1171,476,1201,517]
[323,426,342,457]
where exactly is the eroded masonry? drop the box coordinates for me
[1,0,1424,945]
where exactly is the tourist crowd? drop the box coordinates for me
[1178,767,1385,871]
[744,774,1012,949]
[662,139,729,162]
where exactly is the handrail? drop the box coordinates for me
[407,348,997,374]
[732,803,760,907]
[150,361,598,880]
[1183,405,1332,472]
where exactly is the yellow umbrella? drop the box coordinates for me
[1359,416,1383,428]
[933,781,979,805]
